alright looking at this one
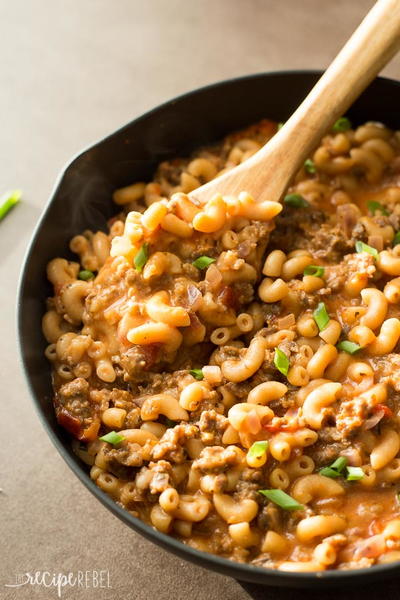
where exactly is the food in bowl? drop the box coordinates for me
[42,117,400,571]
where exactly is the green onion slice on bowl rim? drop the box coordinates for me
[0,189,22,221]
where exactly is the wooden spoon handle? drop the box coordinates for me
[270,0,400,172]
[191,0,400,205]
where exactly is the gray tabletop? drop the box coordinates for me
[2,1,400,599]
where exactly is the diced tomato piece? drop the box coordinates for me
[141,343,161,370]
[218,286,238,310]
[80,421,100,442]
[57,408,100,442]
[57,409,84,439]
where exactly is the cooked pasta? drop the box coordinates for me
[43,118,400,571]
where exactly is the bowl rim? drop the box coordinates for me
[17,69,400,586]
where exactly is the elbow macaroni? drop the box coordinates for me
[43,118,400,572]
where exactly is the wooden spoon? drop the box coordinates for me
[189,0,400,206]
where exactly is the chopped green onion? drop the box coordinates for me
[320,456,348,478]
[283,193,309,208]
[248,441,268,459]
[134,243,149,272]
[259,489,304,511]
[277,122,284,130]
[313,302,330,331]
[346,466,364,481]
[330,456,348,472]
[304,265,325,278]
[192,256,216,270]
[274,347,289,376]
[99,431,125,445]
[332,117,352,132]
[355,240,378,259]
[393,232,400,247]
[190,368,204,380]
[368,200,389,216]
[0,189,22,221]
[78,269,95,281]
[304,159,316,174]
[336,340,362,355]
[319,467,342,478]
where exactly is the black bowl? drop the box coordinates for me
[18,70,400,588]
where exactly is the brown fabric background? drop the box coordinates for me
[1,1,400,598]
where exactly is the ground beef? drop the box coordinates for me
[232,282,254,305]
[147,460,173,494]
[210,344,241,366]
[137,370,186,397]
[48,118,400,571]
[325,252,376,293]
[308,438,351,466]
[305,223,355,261]
[197,410,228,444]
[120,345,161,380]
[269,207,326,253]
[191,513,235,555]
[370,354,400,392]
[193,445,239,473]
[335,397,370,436]
[178,234,217,262]
[257,504,283,532]
[171,276,200,307]
[268,390,299,416]
[271,204,364,262]
[124,406,141,428]
[263,304,284,324]
[151,423,198,463]
[155,158,186,187]
[55,378,100,441]
[235,469,263,502]
[103,444,143,478]
[109,388,136,409]
[57,378,91,416]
